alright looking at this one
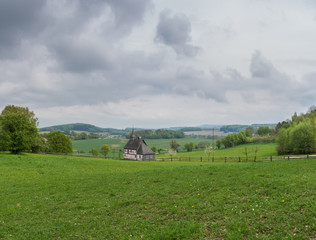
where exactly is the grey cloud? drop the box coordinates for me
[51,0,151,37]
[0,0,152,60]
[106,0,152,27]
[0,0,49,58]
[301,72,316,104]
[250,50,278,78]
[50,38,115,73]
[43,0,152,74]
[249,51,297,94]
[155,9,200,57]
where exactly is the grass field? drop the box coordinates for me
[72,138,128,157]
[72,138,213,157]
[1,153,315,239]
[159,143,278,160]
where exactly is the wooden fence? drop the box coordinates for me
[48,152,316,163]
[154,155,316,162]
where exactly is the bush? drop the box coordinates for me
[46,131,73,154]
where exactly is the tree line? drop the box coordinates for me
[126,129,185,139]
[0,105,72,154]
[218,126,276,149]
[220,124,275,133]
[276,106,316,155]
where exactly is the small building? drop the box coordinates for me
[123,130,155,160]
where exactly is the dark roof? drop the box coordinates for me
[124,135,155,155]
[138,140,155,155]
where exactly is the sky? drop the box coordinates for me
[1,0,316,129]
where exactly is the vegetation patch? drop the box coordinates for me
[1,153,315,239]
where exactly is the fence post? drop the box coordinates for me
[225,157,227,163]
[239,157,241,162]
[270,156,272,162]
[288,156,290,160]
[200,157,202,162]
[189,157,191,161]
[307,155,309,159]
[254,156,256,162]
[212,157,214,162]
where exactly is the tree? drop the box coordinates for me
[256,126,271,136]
[276,128,290,155]
[168,148,177,160]
[151,146,157,153]
[290,121,314,154]
[46,131,73,154]
[222,134,235,148]
[170,140,180,152]
[216,139,221,149]
[90,148,99,156]
[237,131,247,144]
[31,135,48,153]
[276,111,316,155]
[204,145,214,161]
[100,144,110,157]
[0,105,38,153]
[184,142,194,152]
[245,126,254,137]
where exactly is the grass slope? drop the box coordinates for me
[1,153,315,239]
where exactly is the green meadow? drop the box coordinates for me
[1,153,315,239]
[72,138,211,157]
[159,143,278,160]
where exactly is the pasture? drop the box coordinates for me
[1,153,315,239]
[72,138,211,157]
[158,143,278,161]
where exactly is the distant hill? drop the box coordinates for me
[39,123,106,133]
[39,123,141,136]
[39,123,277,136]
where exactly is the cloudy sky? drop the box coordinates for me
[1,0,316,128]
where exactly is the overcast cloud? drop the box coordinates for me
[0,0,316,128]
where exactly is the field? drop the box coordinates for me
[72,138,278,160]
[72,138,211,157]
[159,143,278,160]
[1,153,315,239]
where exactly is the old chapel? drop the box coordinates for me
[123,130,155,160]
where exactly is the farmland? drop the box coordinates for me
[72,137,211,157]
[1,153,315,239]
[72,137,278,161]
[158,143,278,159]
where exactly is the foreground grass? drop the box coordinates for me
[0,153,315,239]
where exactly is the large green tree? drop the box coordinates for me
[46,131,73,154]
[277,109,316,155]
[0,105,38,153]
[290,120,314,154]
